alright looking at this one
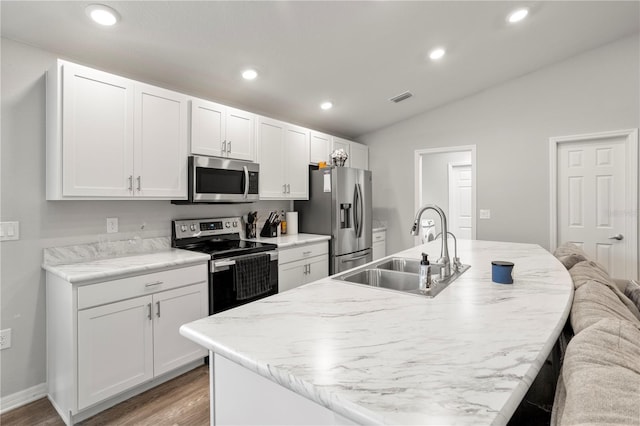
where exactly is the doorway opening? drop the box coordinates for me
[414,145,477,245]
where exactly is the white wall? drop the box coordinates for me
[362,34,640,255]
[0,38,290,398]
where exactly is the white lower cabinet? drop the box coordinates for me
[47,263,208,425]
[278,242,329,292]
[372,229,387,261]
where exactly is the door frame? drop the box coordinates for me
[448,161,472,239]
[549,128,638,279]
[414,145,477,245]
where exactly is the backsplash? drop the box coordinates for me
[43,236,170,266]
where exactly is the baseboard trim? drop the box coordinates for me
[0,382,48,414]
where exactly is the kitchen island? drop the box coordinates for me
[180,240,573,425]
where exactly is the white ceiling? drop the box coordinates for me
[2,1,639,139]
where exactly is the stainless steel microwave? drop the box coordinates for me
[176,156,259,203]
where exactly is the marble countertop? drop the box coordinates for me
[246,233,330,248]
[180,240,573,425]
[43,248,210,284]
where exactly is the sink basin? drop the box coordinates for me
[375,257,441,275]
[341,269,422,292]
[334,256,470,298]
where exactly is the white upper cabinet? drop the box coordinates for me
[331,137,369,170]
[46,60,188,200]
[350,142,369,170]
[309,131,332,165]
[135,83,189,198]
[190,98,255,161]
[257,116,310,200]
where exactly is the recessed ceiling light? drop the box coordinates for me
[507,8,529,23]
[85,4,120,26]
[242,69,258,80]
[429,48,446,61]
[320,101,333,110]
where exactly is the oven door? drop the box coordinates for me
[210,251,278,314]
[190,155,259,203]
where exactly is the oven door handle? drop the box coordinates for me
[211,251,279,272]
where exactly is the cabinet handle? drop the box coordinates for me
[227,141,231,154]
[287,184,291,194]
[302,251,312,256]
[136,176,141,191]
[147,303,152,320]
[307,264,311,275]
[222,140,227,153]
[145,281,163,287]
[156,301,161,318]
[282,184,287,194]
[128,175,133,191]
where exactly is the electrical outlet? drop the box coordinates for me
[106,217,118,233]
[479,209,491,219]
[0,328,12,350]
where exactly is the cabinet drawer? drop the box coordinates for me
[373,231,386,242]
[78,264,208,310]
[278,242,328,265]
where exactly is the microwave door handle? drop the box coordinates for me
[243,166,249,199]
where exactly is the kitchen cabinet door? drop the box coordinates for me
[225,107,255,161]
[153,284,208,376]
[134,83,188,198]
[310,131,331,165]
[77,295,154,409]
[350,143,369,170]
[278,261,306,293]
[306,255,329,283]
[60,61,134,197]
[190,98,226,157]
[331,137,351,168]
[284,125,310,199]
[257,117,287,198]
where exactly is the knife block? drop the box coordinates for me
[260,222,277,238]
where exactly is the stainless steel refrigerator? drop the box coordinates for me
[295,167,372,275]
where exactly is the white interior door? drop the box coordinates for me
[553,129,638,279]
[448,162,473,240]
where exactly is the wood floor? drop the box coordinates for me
[1,365,209,426]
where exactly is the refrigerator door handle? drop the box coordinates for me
[353,184,360,237]
[356,183,364,238]
[341,253,369,263]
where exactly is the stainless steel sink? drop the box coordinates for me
[334,257,470,298]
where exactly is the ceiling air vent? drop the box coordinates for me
[389,91,413,103]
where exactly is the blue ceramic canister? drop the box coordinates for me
[491,261,514,284]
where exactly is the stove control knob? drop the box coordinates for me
[225,222,231,228]
[190,224,197,231]
[232,221,238,228]
[180,225,187,232]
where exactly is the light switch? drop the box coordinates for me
[479,209,491,219]
[0,222,20,241]
[106,218,119,233]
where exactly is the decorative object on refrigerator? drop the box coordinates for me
[330,149,348,167]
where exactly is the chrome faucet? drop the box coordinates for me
[411,204,451,280]
[435,231,463,273]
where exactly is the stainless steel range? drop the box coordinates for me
[172,217,278,314]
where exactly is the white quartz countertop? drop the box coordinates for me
[246,233,330,248]
[43,249,210,284]
[180,240,573,425]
